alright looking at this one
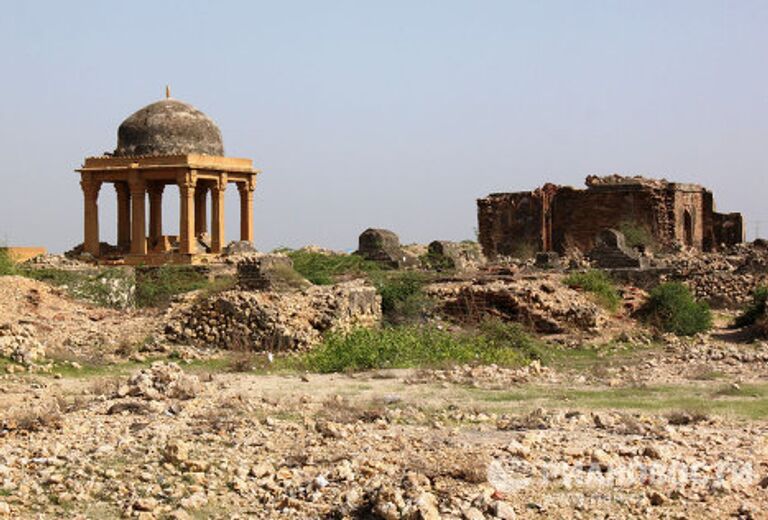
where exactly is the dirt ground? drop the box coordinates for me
[1,277,768,519]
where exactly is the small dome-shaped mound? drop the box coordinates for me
[114,98,224,157]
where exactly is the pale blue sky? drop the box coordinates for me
[1,1,766,252]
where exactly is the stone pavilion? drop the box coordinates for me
[76,91,260,264]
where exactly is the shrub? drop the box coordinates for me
[420,251,455,271]
[298,322,543,373]
[0,248,15,276]
[563,270,621,312]
[733,286,768,328]
[135,266,209,308]
[639,282,712,336]
[371,271,434,324]
[619,221,655,250]
[286,250,381,285]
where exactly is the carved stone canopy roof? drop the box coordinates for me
[114,98,224,157]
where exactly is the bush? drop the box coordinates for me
[733,286,768,328]
[563,270,621,312]
[420,251,455,271]
[286,250,381,285]
[371,271,434,324]
[640,282,712,336]
[298,322,543,373]
[0,248,16,276]
[135,266,210,308]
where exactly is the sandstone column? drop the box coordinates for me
[178,173,197,254]
[194,184,209,236]
[115,183,131,251]
[211,175,227,253]
[80,176,102,256]
[148,184,164,246]
[129,178,147,255]
[238,181,255,243]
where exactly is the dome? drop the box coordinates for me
[114,98,224,157]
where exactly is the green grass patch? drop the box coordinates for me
[285,249,381,285]
[473,383,768,419]
[293,321,544,373]
[563,270,621,312]
[639,282,712,336]
[135,266,210,308]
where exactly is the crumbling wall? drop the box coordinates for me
[550,186,661,253]
[478,175,739,259]
[165,281,381,351]
[713,212,744,248]
[477,190,546,258]
[670,187,707,249]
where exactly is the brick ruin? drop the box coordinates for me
[477,175,744,259]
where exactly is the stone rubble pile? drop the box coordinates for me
[22,253,91,270]
[405,361,552,389]
[427,275,609,333]
[165,280,381,351]
[236,253,307,291]
[660,243,768,307]
[116,362,202,401]
[0,323,45,366]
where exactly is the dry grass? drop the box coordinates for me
[2,401,63,434]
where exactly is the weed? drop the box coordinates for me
[135,266,209,307]
[295,322,542,373]
[563,270,621,312]
[618,221,655,250]
[733,286,768,328]
[0,248,16,276]
[639,282,712,336]
[370,271,435,324]
[286,250,381,285]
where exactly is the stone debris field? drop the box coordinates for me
[2,229,768,519]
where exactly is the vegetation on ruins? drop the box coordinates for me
[296,320,543,373]
[733,285,768,329]
[283,250,436,324]
[22,267,135,309]
[371,271,435,324]
[134,266,218,308]
[563,270,621,312]
[618,220,655,250]
[0,248,16,276]
[419,250,455,271]
[639,282,712,336]
[284,249,381,285]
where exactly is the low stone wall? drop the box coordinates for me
[165,280,381,351]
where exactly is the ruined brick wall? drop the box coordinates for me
[713,212,744,247]
[669,187,707,249]
[550,186,661,253]
[477,192,544,258]
[478,176,742,258]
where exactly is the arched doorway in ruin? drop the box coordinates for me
[683,209,694,247]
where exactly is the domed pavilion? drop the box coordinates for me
[76,90,260,264]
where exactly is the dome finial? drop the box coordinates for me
[165,85,171,99]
